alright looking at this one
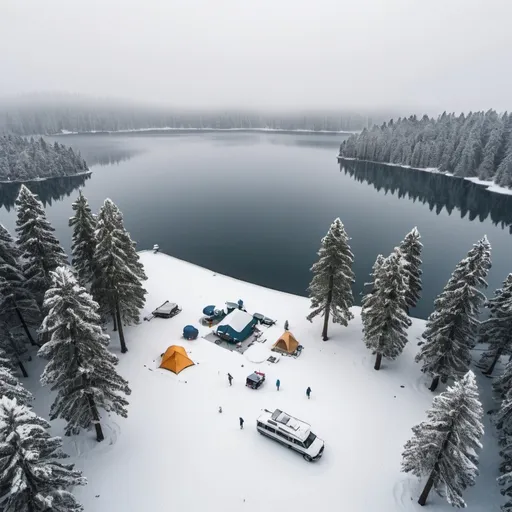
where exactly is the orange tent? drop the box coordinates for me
[272,332,299,354]
[159,345,194,374]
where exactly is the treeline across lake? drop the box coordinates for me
[0,135,89,182]
[340,110,512,188]
[0,94,382,135]
[340,159,512,233]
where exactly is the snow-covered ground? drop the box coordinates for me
[0,170,92,184]
[25,251,502,511]
[338,156,512,197]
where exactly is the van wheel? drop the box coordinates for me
[303,454,313,462]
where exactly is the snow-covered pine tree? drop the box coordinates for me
[0,348,32,406]
[0,396,86,511]
[39,267,131,442]
[15,184,68,306]
[91,198,147,352]
[479,274,512,375]
[398,227,423,312]
[361,250,411,370]
[0,223,40,345]
[0,326,29,378]
[306,218,355,341]
[69,190,96,285]
[416,237,491,391]
[402,371,484,507]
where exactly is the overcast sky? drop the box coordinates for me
[1,0,510,114]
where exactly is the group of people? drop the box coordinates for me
[222,374,313,429]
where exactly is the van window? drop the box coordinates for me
[304,432,317,448]
[293,438,304,447]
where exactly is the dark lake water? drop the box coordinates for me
[1,131,511,320]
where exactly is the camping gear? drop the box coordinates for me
[246,371,265,389]
[153,244,160,253]
[272,331,300,355]
[159,345,194,374]
[183,325,199,340]
[216,309,257,343]
[253,312,276,326]
[144,301,181,321]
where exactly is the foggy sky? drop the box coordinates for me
[1,0,510,114]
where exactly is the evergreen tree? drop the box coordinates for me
[0,348,32,406]
[91,199,147,352]
[479,274,512,375]
[306,218,355,341]
[0,223,40,345]
[0,326,29,378]
[361,250,410,370]
[0,396,86,512]
[15,185,68,306]
[398,227,423,312]
[69,190,97,285]
[39,267,131,442]
[402,371,484,507]
[416,237,491,391]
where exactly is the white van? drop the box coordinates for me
[256,408,324,462]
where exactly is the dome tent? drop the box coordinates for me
[160,346,194,374]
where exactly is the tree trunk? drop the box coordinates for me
[86,394,104,442]
[112,310,117,331]
[115,301,127,353]
[374,352,382,370]
[15,307,38,346]
[321,272,334,341]
[429,375,440,392]
[484,347,504,376]
[18,361,28,378]
[418,469,436,506]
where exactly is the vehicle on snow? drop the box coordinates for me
[246,371,265,389]
[256,408,324,462]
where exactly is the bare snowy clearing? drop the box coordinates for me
[25,251,502,511]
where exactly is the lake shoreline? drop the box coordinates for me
[54,127,358,136]
[0,170,92,185]
[337,155,512,197]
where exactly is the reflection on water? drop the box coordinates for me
[0,173,91,210]
[340,159,512,234]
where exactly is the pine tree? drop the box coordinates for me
[479,274,512,375]
[361,250,411,370]
[0,223,40,345]
[0,348,33,406]
[69,190,96,285]
[402,371,484,507]
[416,237,491,391]
[398,227,423,312]
[15,185,68,306]
[91,198,147,352]
[39,267,131,442]
[306,218,355,341]
[0,396,86,511]
[0,326,29,378]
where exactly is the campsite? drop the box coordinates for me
[20,249,498,512]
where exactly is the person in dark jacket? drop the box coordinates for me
[239,417,244,429]
[306,386,311,399]
[276,379,281,391]
[228,373,233,386]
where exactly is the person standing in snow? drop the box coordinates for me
[218,406,222,413]
[276,379,281,391]
[239,417,244,429]
[306,386,311,399]
[228,373,233,386]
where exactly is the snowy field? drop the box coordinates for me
[25,251,501,511]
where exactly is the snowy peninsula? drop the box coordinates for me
[22,250,500,512]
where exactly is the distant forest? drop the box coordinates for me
[0,94,384,135]
[0,135,89,181]
[339,111,512,188]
